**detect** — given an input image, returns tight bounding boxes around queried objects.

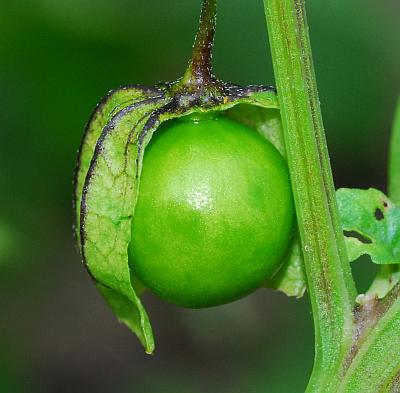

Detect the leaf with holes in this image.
[336,188,400,264]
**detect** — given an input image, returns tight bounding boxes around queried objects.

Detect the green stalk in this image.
[182,0,216,86]
[388,97,400,204]
[263,0,357,391]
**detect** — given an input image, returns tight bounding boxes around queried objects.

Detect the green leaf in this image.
[265,234,306,297]
[96,283,152,348]
[74,85,166,246]
[79,95,170,353]
[226,104,284,156]
[337,188,400,265]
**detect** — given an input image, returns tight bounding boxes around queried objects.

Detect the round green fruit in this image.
[129,112,295,308]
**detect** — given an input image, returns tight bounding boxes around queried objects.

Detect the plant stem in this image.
[263,0,357,391]
[388,96,400,204]
[182,0,217,86]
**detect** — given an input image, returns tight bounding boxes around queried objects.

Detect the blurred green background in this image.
[0,0,399,392]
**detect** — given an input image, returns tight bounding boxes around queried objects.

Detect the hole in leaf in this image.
[351,255,379,294]
[383,201,389,208]
[374,208,384,221]
[343,230,372,244]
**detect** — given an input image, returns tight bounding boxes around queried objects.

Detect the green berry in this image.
[129,113,295,308]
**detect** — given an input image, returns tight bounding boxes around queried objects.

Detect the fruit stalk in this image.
[263,0,357,391]
[182,0,216,85]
